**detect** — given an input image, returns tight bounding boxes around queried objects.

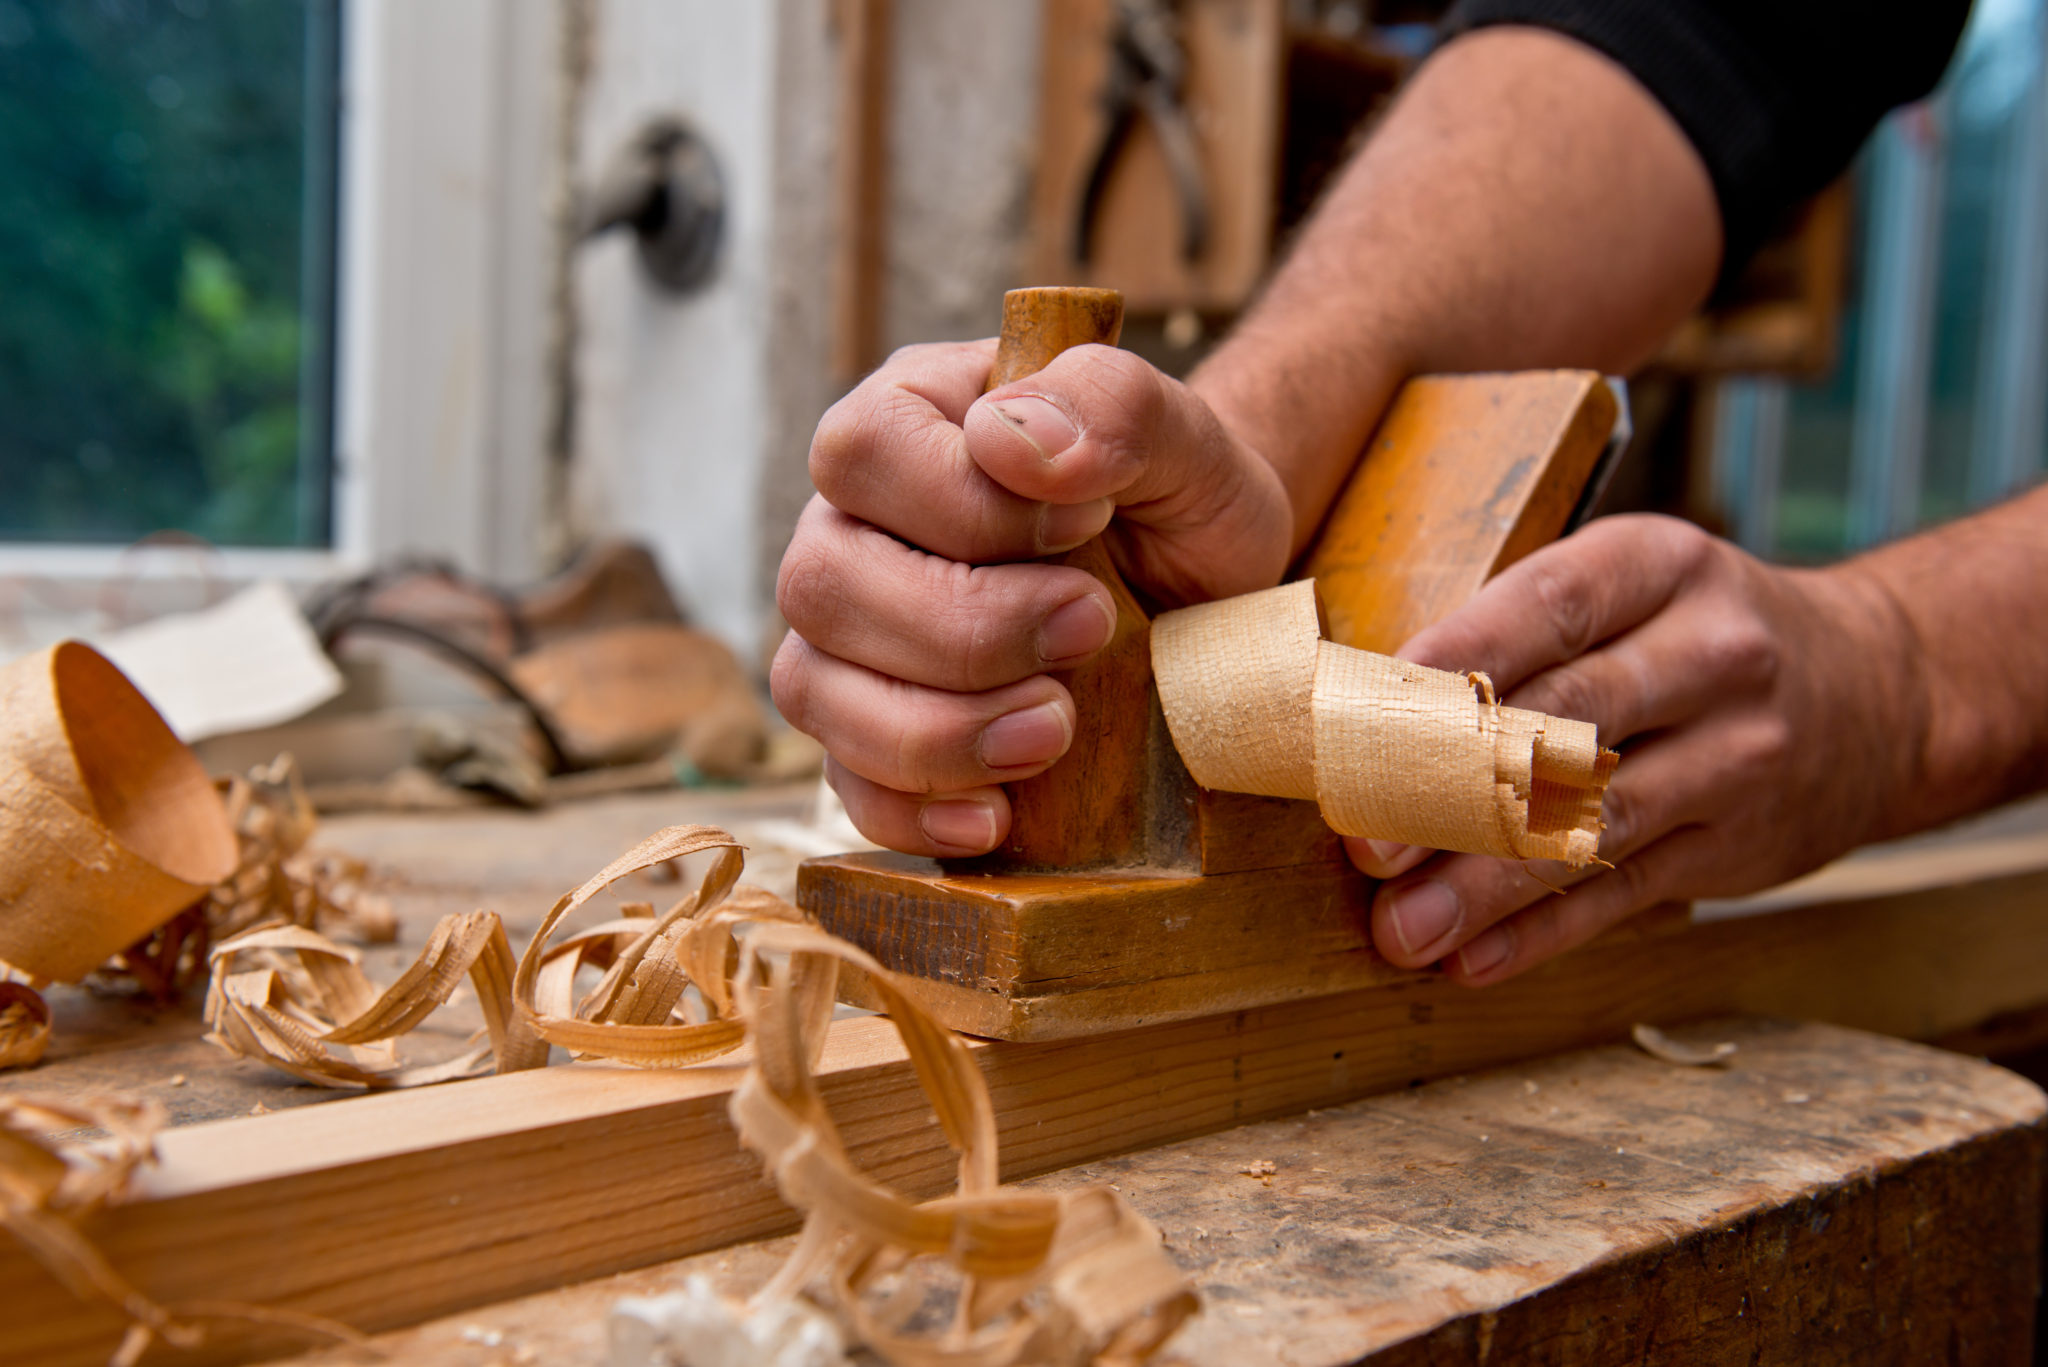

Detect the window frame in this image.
[1,0,557,640]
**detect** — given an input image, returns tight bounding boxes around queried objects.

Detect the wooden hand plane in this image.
[798,287,1619,1041]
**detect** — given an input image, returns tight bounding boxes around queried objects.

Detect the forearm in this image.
[1189,26,1722,554]
[1848,483,2048,837]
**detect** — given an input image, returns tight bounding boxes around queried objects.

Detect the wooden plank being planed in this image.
[8,858,2048,1365]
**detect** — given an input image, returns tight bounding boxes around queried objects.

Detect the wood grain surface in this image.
[278,1018,2045,1366]
[1303,371,1618,654]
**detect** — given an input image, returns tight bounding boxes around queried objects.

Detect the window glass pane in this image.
[1773,0,2046,562]
[1778,252,1863,562]
[0,0,339,547]
[1925,1,2028,526]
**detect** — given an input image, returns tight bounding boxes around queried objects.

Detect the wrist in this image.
[1814,560,1939,844]
[1188,329,1410,558]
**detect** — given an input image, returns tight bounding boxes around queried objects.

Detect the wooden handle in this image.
[968,287,1180,873]
[986,287,1126,390]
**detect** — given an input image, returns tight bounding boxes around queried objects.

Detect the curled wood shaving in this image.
[1631,1023,1738,1068]
[1152,580,1618,866]
[507,825,807,1069]
[203,911,534,1089]
[0,1094,380,1365]
[730,922,1200,1366]
[0,982,51,1070]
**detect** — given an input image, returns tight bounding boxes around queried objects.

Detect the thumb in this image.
[963,345,1290,604]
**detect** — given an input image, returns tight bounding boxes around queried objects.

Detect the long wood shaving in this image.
[730,923,1200,1366]
[1152,580,1618,865]
[203,911,532,1089]
[191,825,1198,1363]
[508,826,807,1069]
[0,1094,379,1365]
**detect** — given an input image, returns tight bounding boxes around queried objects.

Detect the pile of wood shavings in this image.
[1,754,397,1074]
[15,827,1201,1366]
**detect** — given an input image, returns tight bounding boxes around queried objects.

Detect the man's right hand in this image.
[771,339,1292,858]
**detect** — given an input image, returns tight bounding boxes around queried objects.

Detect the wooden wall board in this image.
[9,863,2048,1364]
[829,0,891,380]
[1031,0,1285,313]
[278,1018,2045,1366]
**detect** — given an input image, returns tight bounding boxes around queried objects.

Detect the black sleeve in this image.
[1440,0,1973,275]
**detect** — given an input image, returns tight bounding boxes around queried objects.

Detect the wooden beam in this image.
[9,859,2048,1365]
[829,0,891,380]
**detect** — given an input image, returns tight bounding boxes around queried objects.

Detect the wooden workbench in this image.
[278,1016,2045,1366]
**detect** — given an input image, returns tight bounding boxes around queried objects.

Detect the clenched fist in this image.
[772,340,1291,857]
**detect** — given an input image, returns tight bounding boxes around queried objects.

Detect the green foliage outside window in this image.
[0,0,338,547]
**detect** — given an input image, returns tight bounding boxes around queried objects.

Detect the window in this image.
[0,0,341,548]
[1717,0,2048,560]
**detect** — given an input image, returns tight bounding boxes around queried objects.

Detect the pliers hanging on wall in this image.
[1072,0,1213,265]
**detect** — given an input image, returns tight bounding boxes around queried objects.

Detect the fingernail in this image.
[989,396,1078,459]
[1038,496,1116,551]
[1038,594,1116,663]
[1456,927,1512,978]
[978,701,1073,769]
[919,799,998,852]
[1364,840,1409,866]
[1388,880,1461,958]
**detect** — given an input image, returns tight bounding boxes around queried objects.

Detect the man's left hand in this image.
[1349,514,1928,985]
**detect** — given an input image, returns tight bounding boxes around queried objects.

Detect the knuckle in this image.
[961,483,1029,563]
[930,562,1008,691]
[808,396,871,501]
[888,712,958,795]
[773,533,848,637]
[1612,850,1659,908]
[767,635,817,735]
[1597,784,1639,853]
[1526,559,1597,658]
[1065,347,1165,457]
[1664,515,1718,576]
[1526,663,1600,725]
[880,342,928,370]
[1701,617,1779,692]
[1611,512,1711,579]
[808,384,928,506]
[1736,714,1794,771]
